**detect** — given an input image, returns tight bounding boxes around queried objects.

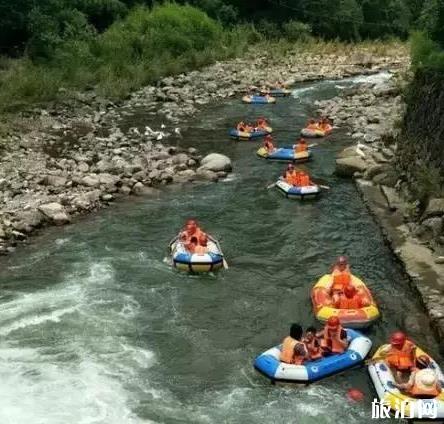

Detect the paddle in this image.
[266,182,277,189]
[211,236,229,270]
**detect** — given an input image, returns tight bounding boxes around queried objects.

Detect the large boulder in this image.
[423,198,444,220]
[38,203,71,225]
[335,156,368,177]
[199,153,232,172]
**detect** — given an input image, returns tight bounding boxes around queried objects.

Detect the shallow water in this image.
[0,73,440,423]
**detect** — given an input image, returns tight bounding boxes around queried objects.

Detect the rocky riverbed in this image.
[316,71,444,344]
[0,45,408,254]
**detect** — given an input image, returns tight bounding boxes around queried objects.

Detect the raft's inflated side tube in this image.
[242,95,276,104]
[369,346,444,419]
[170,235,224,273]
[275,179,320,200]
[301,125,332,138]
[254,329,371,383]
[260,89,291,97]
[312,274,380,328]
[256,147,311,163]
[229,126,272,141]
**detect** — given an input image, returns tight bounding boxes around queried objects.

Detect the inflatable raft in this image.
[301,125,332,138]
[275,179,321,200]
[229,126,272,141]
[169,235,224,273]
[312,274,380,328]
[256,147,311,163]
[260,88,291,97]
[369,345,444,419]
[254,329,372,383]
[242,95,276,104]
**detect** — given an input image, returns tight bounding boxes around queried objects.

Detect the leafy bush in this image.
[282,21,312,42]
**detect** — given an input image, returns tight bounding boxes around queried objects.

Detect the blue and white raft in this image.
[229,127,272,141]
[256,147,311,163]
[169,235,224,273]
[242,95,276,104]
[254,329,372,383]
[275,179,321,200]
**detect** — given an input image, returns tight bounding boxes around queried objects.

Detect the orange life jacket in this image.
[194,245,208,254]
[299,174,310,186]
[182,228,205,244]
[386,340,416,371]
[305,338,322,360]
[409,370,441,398]
[285,170,296,185]
[336,294,362,310]
[281,336,307,365]
[295,143,307,153]
[331,272,352,293]
[321,327,347,354]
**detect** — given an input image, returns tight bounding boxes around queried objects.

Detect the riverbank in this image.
[0,42,408,255]
[316,73,444,346]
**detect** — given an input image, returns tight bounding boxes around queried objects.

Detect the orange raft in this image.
[311,274,380,329]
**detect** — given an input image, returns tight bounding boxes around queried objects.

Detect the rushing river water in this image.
[0,73,441,424]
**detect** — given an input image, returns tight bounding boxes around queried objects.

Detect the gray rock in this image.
[380,186,403,212]
[419,217,443,240]
[172,153,189,165]
[364,164,387,180]
[173,169,196,183]
[434,256,444,264]
[119,185,131,195]
[199,153,232,172]
[96,159,116,173]
[423,198,444,220]
[132,182,145,195]
[15,210,44,228]
[98,173,119,186]
[196,168,219,182]
[101,194,114,202]
[81,175,100,188]
[335,156,368,177]
[38,203,71,225]
[43,175,67,187]
[78,162,89,173]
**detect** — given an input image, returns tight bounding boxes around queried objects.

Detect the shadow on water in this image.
[0,72,438,423]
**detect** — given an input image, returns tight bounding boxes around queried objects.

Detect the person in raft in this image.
[303,326,323,361]
[256,117,268,129]
[317,316,348,355]
[294,138,308,153]
[280,323,309,365]
[264,135,276,153]
[283,164,297,182]
[237,121,247,132]
[306,118,320,130]
[396,355,442,398]
[328,256,353,304]
[373,332,422,384]
[319,117,332,131]
[334,284,370,310]
[180,220,207,252]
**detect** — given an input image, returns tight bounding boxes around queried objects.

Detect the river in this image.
[0,73,441,424]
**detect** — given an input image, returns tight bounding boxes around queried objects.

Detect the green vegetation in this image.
[0,4,259,111]
[0,0,430,112]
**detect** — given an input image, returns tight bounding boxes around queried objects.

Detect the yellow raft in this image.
[311,274,380,328]
[368,345,444,418]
